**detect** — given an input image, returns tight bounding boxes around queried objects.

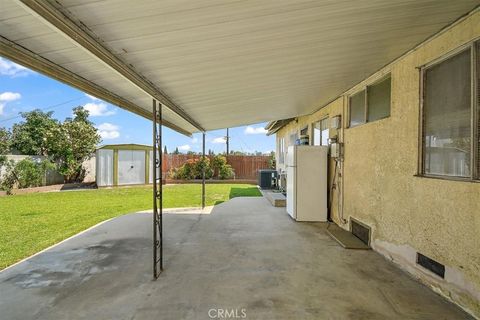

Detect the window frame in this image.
[418,41,479,181]
[348,74,392,128]
[278,137,285,165]
[311,116,330,146]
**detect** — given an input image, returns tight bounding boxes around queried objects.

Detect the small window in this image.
[289,132,298,146]
[300,126,308,136]
[278,137,285,164]
[423,48,473,178]
[312,118,329,146]
[368,77,391,122]
[348,76,391,127]
[349,90,366,127]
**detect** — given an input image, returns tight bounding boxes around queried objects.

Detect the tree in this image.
[0,127,11,165]
[11,110,59,156]
[0,127,10,154]
[173,147,180,155]
[163,145,168,154]
[49,107,100,182]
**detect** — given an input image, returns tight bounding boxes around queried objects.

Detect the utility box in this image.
[258,169,278,189]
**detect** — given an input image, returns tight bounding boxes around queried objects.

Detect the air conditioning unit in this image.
[258,169,278,189]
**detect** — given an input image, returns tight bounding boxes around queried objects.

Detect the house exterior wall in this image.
[275,10,480,317]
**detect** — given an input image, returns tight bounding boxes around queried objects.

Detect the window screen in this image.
[312,118,329,146]
[278,137,285,164]
[320,118,329,145]
[423,49,471,177]
[368,77,391,122]
[349,90,366,127]
[312,122,321,146]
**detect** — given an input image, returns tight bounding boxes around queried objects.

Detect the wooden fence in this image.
[162,154,271,180]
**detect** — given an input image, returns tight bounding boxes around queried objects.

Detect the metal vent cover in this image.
[351,218,371,246]
[417,253,445,278]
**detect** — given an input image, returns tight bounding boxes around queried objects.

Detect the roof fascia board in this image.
[0,36,192,137]
[17,0,204,132]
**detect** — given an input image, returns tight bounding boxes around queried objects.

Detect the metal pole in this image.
[202,132,206,209]
[159,103,163,272]
[226,128,229,155]
[152,99,163,279]
[152,99,158,279]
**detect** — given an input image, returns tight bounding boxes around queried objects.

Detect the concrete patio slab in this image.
[0,197,472,319]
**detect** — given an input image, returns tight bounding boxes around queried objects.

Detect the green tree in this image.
[0,127,11,165]
[173,147,180,155]
[49,107,100,182]
[11,110,59,156]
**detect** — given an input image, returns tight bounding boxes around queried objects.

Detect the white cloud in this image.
[212,137,226,144]
[191,137,198,144]
[0,91,21,115]
[0,58,32,77]
[178,144,191,151]
[0,92,21,102]
[83,102,115,116]
[85,93,100,101]
[244,126,267,135]
[97,122,120,140]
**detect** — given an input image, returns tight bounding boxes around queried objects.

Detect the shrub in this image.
[0,158,54,194]
[171,155,234,180]
[218,164,234,180]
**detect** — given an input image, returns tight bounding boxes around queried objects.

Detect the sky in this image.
[0,57,274,155]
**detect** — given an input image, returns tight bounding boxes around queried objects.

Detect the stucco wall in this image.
[275,9,480,317]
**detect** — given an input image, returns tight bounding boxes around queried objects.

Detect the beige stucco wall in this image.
[276,9,480,317]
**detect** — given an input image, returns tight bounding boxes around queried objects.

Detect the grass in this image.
[0,183,261,270]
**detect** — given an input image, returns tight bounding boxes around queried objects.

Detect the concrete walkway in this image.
[0,197,472,319]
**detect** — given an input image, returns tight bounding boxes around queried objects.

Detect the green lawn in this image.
[0,184,260,269]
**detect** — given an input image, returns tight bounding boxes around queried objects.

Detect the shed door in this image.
[97,149,113,186]
[118,150,145,185]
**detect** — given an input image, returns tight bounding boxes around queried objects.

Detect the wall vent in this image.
[416,253,445,278]
[351,219,370,246]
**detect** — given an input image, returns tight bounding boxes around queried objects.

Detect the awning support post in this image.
[153,99,163,279]
[202,132,206,209]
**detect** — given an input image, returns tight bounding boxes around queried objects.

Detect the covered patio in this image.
[0,197,471,319]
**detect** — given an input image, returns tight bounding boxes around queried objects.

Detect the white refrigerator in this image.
[286,145,328,221]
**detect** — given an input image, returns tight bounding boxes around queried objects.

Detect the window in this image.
[312,118,329,146]
[421,45,478,179]
[278,137,285,164]
[368,77,391,122]
[289,132,298,146]
[349,76,391,127]
[349,90,366,127]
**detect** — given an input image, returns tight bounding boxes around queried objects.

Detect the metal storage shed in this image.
[96,144,155,187]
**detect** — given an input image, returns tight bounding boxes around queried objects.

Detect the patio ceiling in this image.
[0,1,478,135]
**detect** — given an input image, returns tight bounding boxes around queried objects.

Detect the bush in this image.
[0,158,54,194]
[218,164,234,180]
[171,158,213,180]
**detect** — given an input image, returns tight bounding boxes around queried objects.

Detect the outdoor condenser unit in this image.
[258,169,277,189]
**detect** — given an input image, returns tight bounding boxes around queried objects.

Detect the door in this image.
[96,149,113,186]
[118,150,146,185]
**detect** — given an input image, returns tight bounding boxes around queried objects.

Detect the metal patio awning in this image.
[0,0,478,136]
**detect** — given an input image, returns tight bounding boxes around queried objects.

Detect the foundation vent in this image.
[351,219,370,246]
[416,253,445,278]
